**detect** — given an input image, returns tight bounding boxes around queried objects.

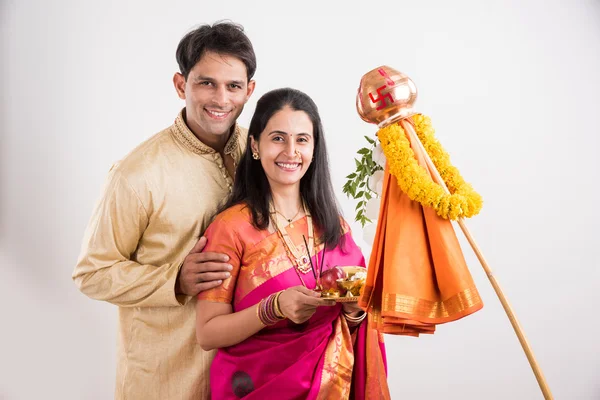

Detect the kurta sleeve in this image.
[72,167,184,307]
[197,213,243,304]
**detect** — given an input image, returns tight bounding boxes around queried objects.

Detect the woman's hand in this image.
[278,286,336,324]
[342,301,364,317]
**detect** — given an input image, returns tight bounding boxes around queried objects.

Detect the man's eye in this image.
[229,84,242,89]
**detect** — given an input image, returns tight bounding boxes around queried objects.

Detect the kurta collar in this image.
[171,109,243,157]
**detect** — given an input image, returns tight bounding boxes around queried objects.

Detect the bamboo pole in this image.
[400,119,553,400]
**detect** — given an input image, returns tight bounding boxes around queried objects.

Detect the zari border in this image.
[382,286,483,322]
[317,317,354,400]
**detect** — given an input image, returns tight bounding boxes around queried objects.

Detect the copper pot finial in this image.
[356,66,418,126]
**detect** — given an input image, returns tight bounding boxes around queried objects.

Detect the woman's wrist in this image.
[344,309,363,317]
[273,290,285,318]
[342,302,363,315]
[342,308,366,326]
[257,291,286,326]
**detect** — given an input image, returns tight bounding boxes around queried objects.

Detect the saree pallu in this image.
[359,119,484,336]
[198,204,390,399]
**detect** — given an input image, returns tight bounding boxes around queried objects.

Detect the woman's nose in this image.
[284,140,296,157]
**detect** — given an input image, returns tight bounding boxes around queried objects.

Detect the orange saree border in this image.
[363,320,391,399]
[317,317,391,399]
[317,316,354,400]
[363,285,482,323]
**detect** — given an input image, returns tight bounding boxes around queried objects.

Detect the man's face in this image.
[174,51,255,139]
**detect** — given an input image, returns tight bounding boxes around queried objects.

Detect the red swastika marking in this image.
[369,85,394,110]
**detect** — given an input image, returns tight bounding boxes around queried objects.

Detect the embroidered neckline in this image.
[171,109,243,157]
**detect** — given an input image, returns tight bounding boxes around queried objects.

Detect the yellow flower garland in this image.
[376,114,483,220]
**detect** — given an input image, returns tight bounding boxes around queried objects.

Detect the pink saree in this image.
[198,204,390,399]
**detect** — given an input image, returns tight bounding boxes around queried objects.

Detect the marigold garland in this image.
[376,114,483,220]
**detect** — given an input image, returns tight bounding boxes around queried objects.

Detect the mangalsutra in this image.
[274,207,301,228]
[270,202,314,275]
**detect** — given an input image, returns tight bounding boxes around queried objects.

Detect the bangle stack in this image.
[342,310,367,327]
[257,291,286,326]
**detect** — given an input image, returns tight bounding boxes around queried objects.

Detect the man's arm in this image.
[72,168,230,307]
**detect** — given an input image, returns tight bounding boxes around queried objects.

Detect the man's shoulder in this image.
[236,125,248,148]
[237,125,248,136]
[109,125,175,179]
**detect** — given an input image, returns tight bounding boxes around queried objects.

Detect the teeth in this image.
[277,163,300,169]
[207,110,228,117]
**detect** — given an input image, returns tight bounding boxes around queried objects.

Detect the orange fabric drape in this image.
[359,121,483,335]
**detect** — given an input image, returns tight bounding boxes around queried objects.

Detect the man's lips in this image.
[205,109,231,120]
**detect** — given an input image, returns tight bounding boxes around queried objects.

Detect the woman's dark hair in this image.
[222,88,344,249]
[176,21,256,81]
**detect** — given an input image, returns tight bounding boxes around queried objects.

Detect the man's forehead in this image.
[190,51,248,81]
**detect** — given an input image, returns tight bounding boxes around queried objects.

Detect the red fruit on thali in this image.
[320,266,346,290]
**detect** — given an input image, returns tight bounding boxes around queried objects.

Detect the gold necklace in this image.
[270,202,314,275]
[275,207,301,228]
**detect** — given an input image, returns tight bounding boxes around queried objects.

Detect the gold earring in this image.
[252,151,260,160]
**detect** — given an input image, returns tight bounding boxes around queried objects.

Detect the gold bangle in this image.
[273,291,286,319]
[342,310,366,323]
[256,300,267,326]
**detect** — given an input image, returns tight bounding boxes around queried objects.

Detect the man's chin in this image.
[202,120,236,136]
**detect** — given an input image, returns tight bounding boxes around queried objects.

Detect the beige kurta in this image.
[73,110,247,399]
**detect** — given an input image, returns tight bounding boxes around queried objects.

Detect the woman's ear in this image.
[250,136,258,153]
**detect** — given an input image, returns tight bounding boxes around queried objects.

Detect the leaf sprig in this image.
[342,135,383,227]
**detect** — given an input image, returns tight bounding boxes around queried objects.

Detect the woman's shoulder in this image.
[339,216,352,234]
[207,203,267,247]
[212,203,253,225]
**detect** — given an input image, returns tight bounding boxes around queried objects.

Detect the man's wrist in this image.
[174,270,184,295]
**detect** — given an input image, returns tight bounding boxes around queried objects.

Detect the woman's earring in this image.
[252,151,260,160]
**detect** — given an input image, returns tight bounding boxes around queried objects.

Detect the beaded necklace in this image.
[270,202,314,278]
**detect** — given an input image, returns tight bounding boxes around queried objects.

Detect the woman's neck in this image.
[270,183,303,220]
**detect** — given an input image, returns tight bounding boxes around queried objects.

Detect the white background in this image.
[2,0,599,399]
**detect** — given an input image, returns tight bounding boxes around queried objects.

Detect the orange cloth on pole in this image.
[359,121,483,336]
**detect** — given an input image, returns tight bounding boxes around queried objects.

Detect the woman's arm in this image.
[196,286,336,351]
[196,300,263,351]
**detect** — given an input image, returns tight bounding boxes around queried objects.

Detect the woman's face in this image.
[251,106,314,190]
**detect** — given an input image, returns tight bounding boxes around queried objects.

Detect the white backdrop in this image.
[2,0,599,399]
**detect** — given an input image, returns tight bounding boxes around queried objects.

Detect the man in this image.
[73,22,256,399]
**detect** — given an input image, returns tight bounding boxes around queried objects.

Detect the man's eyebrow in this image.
[193,76,245,86]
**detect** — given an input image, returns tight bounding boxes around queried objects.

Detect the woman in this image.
[196,88,390,399]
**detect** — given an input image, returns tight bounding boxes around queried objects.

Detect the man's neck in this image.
[183,110,233,153]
